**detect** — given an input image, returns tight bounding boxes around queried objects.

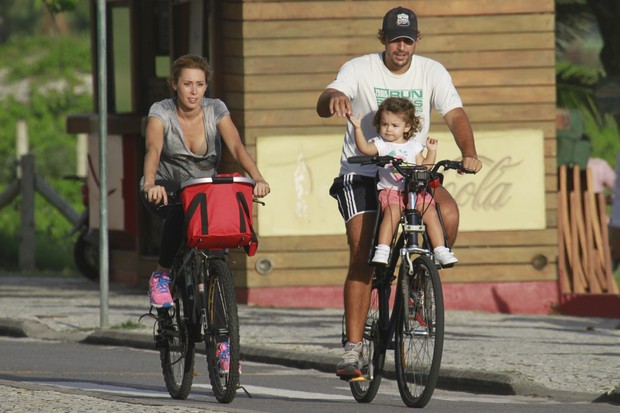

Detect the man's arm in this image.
[443,107,482,173]
[316,88,352,118]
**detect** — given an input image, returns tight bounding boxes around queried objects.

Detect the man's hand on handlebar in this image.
[460,156,482,174]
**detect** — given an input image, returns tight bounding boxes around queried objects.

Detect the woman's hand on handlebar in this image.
[143,182,168,205]
[253,178,270,198]
[460,156,482,174]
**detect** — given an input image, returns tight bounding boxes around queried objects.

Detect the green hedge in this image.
[0,34,92,273]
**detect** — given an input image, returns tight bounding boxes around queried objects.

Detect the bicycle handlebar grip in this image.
[348,156,374,164]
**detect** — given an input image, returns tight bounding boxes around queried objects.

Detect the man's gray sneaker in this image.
[336,341,363,380]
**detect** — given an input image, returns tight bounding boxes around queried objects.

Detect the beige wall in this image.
[219,0,557,289]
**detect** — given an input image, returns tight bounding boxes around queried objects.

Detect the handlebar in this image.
[348,155,473,176]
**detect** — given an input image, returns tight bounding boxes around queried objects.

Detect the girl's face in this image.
[173,68,207,111]
[378,110,411,143]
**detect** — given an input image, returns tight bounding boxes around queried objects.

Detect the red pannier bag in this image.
[180,173,258,256]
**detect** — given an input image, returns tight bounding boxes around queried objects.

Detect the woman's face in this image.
[173,68,207,110]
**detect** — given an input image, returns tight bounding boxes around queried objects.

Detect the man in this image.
[316,6,482,379]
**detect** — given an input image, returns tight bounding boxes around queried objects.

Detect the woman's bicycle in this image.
[344,155,473,408]
[142,175,259,404]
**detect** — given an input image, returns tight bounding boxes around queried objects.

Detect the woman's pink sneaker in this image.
[148,272,174,308]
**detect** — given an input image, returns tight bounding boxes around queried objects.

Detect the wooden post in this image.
[19,155,36,272]
[76,133,88,178]
[16,120,28,179]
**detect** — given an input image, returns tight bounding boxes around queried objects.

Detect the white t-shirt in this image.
[326,52,463,177]
[371,137,424,191]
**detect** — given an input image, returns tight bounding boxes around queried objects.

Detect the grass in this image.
[110,320,149,330]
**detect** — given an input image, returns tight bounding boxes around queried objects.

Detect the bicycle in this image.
[142,175,258,404]
[343,155,473,408]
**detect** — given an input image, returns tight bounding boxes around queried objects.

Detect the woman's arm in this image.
[143,116,167,205]
[218,115,270,198]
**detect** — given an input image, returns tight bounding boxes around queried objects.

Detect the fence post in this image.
[19,154,36,271]
[16,120,29,179]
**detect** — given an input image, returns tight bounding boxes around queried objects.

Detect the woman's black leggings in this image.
[141,180,184,268]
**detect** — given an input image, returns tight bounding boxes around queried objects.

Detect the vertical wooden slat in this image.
[558,165,573,293]
[556,166,571,293]
[583,193,603,293]
[598,192,619,294]
[569,191,587,293]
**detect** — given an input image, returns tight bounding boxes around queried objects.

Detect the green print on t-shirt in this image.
[374,88,423,113]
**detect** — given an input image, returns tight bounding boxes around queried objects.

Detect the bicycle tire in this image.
[203,258,240,404]
[349,279,386,403]
[394,255,444,408]
[158,282,196,400]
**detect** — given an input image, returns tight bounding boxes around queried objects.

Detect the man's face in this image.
[383,37,416,74]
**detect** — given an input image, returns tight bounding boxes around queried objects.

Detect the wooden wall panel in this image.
[220,0,557,287]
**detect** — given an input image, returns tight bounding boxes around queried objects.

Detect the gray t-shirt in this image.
[141,97,229,189]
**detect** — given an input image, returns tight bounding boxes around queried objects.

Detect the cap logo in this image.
[396,13,410,27]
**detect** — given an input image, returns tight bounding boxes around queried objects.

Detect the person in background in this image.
[587,157,616,195]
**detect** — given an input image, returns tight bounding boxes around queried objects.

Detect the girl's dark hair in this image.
[373,97,422,139]
[169,54,214,97]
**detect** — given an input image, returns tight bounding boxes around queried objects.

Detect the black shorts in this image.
[329,173,378,222]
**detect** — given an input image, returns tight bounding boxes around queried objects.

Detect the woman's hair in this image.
[169,54,214,96]
[373,97,422,140]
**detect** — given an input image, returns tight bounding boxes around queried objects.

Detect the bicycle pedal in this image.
[348,376,367,382]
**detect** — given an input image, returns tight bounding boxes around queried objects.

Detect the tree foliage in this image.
[556,0,620,164]
[0,33,92,272]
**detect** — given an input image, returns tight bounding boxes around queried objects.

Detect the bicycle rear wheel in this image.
[395,255,444,408]
[203,258,240,404]
[157,280,196,400]
[349,275,386,403]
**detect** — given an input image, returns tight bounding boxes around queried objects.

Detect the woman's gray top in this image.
[140,97,229,190]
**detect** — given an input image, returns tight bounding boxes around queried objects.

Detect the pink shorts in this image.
[378,188,435,211]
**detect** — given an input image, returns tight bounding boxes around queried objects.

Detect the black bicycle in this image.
[344,156,473,408]
[143,176,258,404]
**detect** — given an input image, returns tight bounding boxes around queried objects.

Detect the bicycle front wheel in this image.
[203,258,240,404]
[395,255,444,408]
[158,290,196,399]
[349,277,386,403]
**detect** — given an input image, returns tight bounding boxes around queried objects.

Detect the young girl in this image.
[347,97,457,266]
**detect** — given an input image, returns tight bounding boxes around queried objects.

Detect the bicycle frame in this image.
[346,155,471,406]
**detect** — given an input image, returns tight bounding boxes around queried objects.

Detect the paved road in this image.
[0,274,619,408]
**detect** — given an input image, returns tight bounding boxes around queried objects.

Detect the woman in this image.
[141,54,269,308]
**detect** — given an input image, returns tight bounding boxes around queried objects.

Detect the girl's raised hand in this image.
[346,113,362,129]
[426,137,438,151]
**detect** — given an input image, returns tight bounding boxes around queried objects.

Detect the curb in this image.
[1,319,617,404]
[77,328,609,403]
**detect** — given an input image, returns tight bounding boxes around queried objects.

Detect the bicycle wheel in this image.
[349,275,386,403]
[395,255,444,408]
[158,278,196,400]
[203,258,240,404]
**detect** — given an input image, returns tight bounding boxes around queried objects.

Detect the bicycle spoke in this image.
[348,273,386,403]
[204,259,240,404]
[395,255,443,408]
